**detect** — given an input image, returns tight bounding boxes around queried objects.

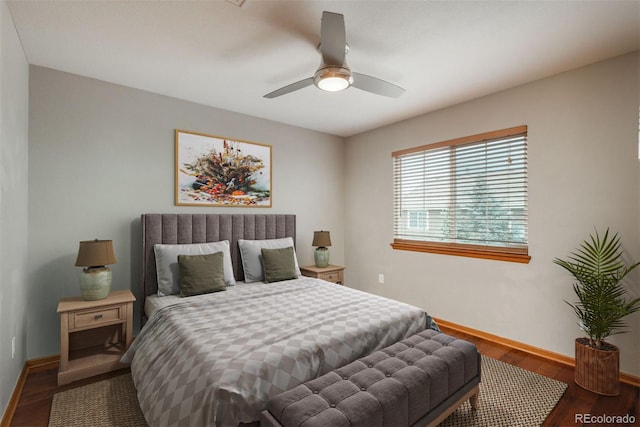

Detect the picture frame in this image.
[175,130,272,207]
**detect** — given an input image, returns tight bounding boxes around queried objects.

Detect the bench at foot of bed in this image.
[261,329,480,427]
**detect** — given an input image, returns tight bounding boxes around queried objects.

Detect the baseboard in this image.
[434,317,640,388]
[0,355,59,427]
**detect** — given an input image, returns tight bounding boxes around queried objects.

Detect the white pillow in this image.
[154,241,235,296]
[238,237,301,283]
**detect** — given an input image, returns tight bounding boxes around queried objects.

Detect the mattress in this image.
[123,277,430,427]
[144,293,180,318]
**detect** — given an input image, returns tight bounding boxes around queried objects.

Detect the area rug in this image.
[48,373,147,427]
[440,356,568,427]
[49,356,567,427]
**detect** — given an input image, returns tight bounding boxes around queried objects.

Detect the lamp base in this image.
[314,247,330,268]
[79,267,112,300]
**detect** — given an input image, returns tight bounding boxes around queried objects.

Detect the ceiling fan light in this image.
[314,67,353,92]
[318,76,350,92]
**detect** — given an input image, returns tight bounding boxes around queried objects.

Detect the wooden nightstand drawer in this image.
[70,306,122,330]
[300,265,345,285]
[319,271,342,283]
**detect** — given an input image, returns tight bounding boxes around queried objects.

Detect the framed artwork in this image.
[175,130,272,207]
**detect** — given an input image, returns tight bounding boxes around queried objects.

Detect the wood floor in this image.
[8,328,639,427]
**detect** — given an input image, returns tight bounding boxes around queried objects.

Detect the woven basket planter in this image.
[574,338,620,396]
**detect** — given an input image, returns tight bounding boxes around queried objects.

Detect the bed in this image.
[123,213,433,427]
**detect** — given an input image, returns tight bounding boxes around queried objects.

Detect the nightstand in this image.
[300,265,345,285]
[57,289,135,385]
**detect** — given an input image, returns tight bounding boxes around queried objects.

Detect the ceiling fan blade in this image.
[263,77,314,98]
[320,11,346,66]
[351,72,405,98]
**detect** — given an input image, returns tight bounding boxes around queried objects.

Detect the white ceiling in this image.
[7,0,640,137]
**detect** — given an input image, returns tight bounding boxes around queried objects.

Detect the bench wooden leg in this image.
[424,384,480,427]
[469,389,480,410]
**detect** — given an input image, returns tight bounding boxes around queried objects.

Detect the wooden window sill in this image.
[391,240,531,264]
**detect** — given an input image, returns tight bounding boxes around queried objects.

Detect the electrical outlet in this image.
[378,274,384,284]
[12,336,15,359]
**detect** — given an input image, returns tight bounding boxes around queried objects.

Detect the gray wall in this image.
[27,66,345,359]
[0,0,29,418]
[345,52,640,376]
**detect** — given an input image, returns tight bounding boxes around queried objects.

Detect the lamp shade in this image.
[75,239,116,268]
[312,231,331,247]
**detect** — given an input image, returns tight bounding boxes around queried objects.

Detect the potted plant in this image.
[554,228,640,395]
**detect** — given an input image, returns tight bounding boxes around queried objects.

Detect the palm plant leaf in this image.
[554,228,640,349]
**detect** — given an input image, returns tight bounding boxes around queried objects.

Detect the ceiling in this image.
[7,0,640,137]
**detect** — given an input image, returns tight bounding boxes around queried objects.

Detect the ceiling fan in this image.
[264,11,405,99]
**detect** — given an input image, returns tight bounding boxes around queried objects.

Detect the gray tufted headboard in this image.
[141,213,296,322]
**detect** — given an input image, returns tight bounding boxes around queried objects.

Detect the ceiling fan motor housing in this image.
[313,66,353,92]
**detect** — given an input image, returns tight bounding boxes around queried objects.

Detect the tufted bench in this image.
[260,329,480,427]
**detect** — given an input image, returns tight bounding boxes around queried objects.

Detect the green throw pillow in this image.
[178,252,226,297]
[261,247,297,283]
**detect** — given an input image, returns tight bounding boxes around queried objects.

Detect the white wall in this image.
[0,0,29,418]
[27,66,344,359]
[345,52,640,376]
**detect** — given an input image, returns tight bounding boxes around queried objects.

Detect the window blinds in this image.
[392,126,528,257]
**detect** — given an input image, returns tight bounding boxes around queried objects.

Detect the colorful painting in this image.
[175,130,271,207]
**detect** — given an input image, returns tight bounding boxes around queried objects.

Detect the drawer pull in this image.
[94,314,103,320]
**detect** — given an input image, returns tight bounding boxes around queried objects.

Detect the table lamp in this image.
[75,239,116,300]
[312,231,331,268]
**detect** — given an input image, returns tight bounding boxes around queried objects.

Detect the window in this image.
[403,210,429,231]
[391,126,530,263]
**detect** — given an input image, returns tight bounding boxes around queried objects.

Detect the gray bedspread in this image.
[122,277,430,427]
